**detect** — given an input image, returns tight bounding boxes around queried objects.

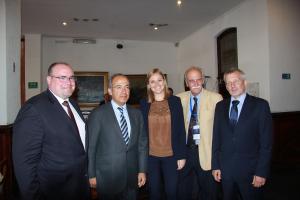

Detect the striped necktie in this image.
[187,97,198,146]
[117,107,129,145]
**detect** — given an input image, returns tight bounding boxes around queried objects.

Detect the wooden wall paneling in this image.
[272,112,300,167]
[0,124,13,200]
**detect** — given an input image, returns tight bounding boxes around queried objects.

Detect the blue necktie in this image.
[118,107,129,145]
[187,97,198,146]
[230,100,240,126]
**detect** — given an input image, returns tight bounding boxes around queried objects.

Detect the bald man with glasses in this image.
[177,66,223,200]
[13,62,90,200]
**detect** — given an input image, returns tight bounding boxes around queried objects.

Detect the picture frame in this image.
[125,74,167,106]
[126,74,147,105]
[72,71,109,108]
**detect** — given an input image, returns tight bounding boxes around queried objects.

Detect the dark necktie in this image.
[229,100,240,126]
[187,97,198,146]
[118,107,129,145]
[62,101,80,134]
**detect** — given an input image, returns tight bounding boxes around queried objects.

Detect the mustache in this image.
[191,85,201,89]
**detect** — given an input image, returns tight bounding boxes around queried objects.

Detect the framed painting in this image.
[72,71,109,108]
[125,74,167,106]
[126,74,147,105]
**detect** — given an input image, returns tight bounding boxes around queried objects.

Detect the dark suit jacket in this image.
[212,94,273,181]
[87,102,148,195]
[12,89,89,200]
[140,95,186,160]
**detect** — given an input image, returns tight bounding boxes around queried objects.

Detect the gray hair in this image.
[223,68,246,82]
[184,66,204,83]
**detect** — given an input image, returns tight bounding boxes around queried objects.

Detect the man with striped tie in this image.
[87,74,148,200]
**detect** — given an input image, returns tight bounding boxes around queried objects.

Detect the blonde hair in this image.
[146,68,170,103]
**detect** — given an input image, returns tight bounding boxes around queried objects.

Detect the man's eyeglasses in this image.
[50,76,77,82]
[187,78,203,85]
[225,79,242,87]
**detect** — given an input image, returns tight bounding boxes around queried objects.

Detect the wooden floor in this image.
[3,163,300,200]
[136,165,300,200]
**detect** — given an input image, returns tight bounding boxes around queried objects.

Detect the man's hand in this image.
[177,159,186,170]
[89,177,97,188]
[252,175,266,187]
[212,170,222,182]
[138,173,146,188]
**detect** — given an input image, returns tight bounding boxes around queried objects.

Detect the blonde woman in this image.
[140,68,186,200]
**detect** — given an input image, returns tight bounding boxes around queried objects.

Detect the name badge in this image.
[193,125,200,130]
[193,134,200,140]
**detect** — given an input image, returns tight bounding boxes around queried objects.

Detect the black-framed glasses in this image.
[50,76,77,82]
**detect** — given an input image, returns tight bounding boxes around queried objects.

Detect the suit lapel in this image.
[108,103,129,147]
[69,99,87,150]
[70,98,85,122]
[124,104,138,147]
[46,90,85,151]
[236,94,251,128]
[180,93,191,134]
[199,90,208,127]
[127,106,135,147]
[224,98,232,127]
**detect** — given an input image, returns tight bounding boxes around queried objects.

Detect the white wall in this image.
[0,0,7,124]
[0,0,21,124]
[178,0,271,102]
[268,0,300,112]
[41,37,179,92]
[25,34,42,99]
[24,0,300,112]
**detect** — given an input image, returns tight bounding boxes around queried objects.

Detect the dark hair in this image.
[168,87,174,95]
[109,73,129,88]
[47,62,71,76]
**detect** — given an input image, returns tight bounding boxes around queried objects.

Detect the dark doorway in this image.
[217,27,238,98]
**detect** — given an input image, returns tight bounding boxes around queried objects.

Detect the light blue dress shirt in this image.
[229,92,247,121]
[111,100,131,137]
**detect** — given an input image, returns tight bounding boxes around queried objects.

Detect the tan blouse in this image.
[148,100,173,157]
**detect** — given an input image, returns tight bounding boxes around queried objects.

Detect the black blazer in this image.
[212,94,273,180]
[140,95,186,160]
[13,89,89,200]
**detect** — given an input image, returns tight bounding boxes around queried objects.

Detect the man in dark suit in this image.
[87,74,148,200]
[13,62,90,200]
[212,68,273,200]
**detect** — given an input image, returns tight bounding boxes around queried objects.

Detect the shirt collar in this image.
[111,99,127,111]
[189,91,200,100]
[230,92,246,104]
[49,89,69,105]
